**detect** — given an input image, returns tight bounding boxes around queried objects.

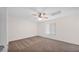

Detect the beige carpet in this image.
[8,36,79,52]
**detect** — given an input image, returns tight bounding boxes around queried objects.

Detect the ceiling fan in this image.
[30,8,61,21]
[32,12,48,21]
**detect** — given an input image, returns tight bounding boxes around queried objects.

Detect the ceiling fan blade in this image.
[51,11,61,16]
[32,13,37,16]
[44,17,48,19]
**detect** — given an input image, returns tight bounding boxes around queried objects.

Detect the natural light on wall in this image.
[45,22,56,35]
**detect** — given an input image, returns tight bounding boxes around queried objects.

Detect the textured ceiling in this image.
[8,7,79,22]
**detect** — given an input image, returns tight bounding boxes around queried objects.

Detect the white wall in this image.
[37,21,56,39]
[0,8,7,51]
[38,15,79,45]
[8,16,37,41]
[38,7,79,45]
[56,15,79,45]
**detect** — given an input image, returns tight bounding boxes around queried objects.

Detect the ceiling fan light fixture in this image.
[38,17,42,21]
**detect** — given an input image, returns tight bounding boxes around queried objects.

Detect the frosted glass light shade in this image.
[38,18,42,21]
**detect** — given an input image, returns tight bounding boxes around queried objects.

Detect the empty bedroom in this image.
[0,7,79,52]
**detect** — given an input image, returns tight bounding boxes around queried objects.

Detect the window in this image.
[50,23,56,35]
[45,22,56,35]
